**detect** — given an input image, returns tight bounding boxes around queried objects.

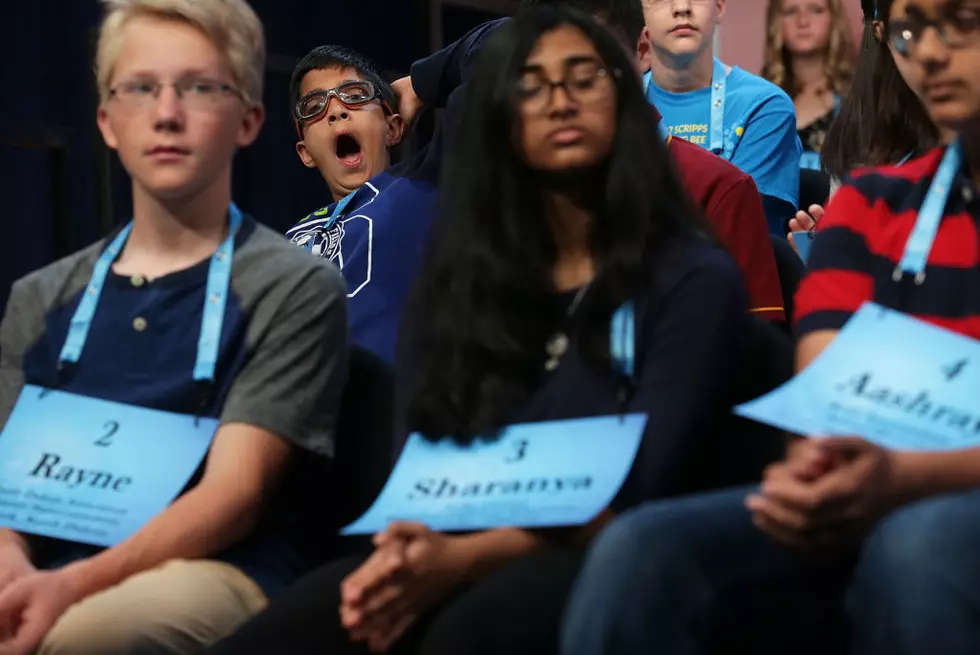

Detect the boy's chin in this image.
[327,167,375,196]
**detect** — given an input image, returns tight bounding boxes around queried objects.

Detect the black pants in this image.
[205,549,585,655]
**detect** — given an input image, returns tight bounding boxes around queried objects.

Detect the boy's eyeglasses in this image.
[294,81,393,123]
[109,78,243,110]
[888,7,980,58]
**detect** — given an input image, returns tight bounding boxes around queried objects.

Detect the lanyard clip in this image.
[892,266,927,285]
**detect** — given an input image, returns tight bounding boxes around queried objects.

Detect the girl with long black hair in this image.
[204,5,747,654]
[790,0,945,239]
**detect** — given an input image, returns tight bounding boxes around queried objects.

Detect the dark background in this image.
[0,0,518,312]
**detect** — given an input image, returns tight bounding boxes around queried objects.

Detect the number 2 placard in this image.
[0,386,217,547]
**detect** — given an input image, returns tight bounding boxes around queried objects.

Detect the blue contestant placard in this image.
[342,414,647,535]
[0,386,217,546]
[736,303,980,451]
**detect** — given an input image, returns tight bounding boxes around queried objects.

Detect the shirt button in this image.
[132,317,148,332]
[963,186,974,203]
[131,274,146,288]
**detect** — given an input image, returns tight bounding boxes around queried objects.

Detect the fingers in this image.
[788,214,808,233]
[0,610,45,655]
[0,586,28,653]
[761,464,827,513]
[367,613,418,653]
[788,204,824,236]
[341,546,406,609]
[383,522,429,540]
[373,521,429,548]
[785,442,838,480]
[748,500,812,550]
[359,578,408,619]
[815,436,874,458]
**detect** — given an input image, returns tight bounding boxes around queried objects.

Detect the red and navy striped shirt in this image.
[795,147,980,339]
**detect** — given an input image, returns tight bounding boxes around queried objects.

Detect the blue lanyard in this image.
[894,141,961,284]
[610,302,635,377]
[305,191,357,252]
[60,204,243,383]
[646,59,728,157]
[707,58,728,156]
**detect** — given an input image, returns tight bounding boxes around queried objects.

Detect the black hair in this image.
[404,5,706,442]
[821,0,939,180]
[519,0,645,47]
[288,45,397,118]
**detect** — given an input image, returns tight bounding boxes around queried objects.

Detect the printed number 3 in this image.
[506,439,528,463]
[95,420,119,447]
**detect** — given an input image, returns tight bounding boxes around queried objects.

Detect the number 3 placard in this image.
[0,386,217,546]
[342,414,647,535]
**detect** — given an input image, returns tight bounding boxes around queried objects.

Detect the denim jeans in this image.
[562,485,980,655]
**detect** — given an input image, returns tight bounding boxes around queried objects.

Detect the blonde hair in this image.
[761,0,855,98]
[95,0,265,107]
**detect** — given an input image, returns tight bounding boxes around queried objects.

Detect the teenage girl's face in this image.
[780,0,833,56]
[516,25,618,173]
[888,0,980,130]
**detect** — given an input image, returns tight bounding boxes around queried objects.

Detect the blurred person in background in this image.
[763,0,855,163]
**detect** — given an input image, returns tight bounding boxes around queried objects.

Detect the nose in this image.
[152,84,185,132]
[671,0,692,16]
[915,25,952,67]
[547,84,578,118]
[326,96,351,124]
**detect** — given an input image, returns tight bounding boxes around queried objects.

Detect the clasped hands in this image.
[0,546,81,655]
[340,522,470,653]
[747,436,900,551]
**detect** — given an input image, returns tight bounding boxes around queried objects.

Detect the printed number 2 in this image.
[506,439,528,463]
[95,420,119,447]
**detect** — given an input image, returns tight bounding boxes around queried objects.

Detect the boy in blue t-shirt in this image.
[642,0,802,233]
[286,47,439,363]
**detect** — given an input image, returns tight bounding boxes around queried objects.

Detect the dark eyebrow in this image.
[520,54,601,73]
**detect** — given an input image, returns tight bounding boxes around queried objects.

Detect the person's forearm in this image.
[58,482,262,600]
[0,529,31,558]
[892,448,980,504]
[455,510,613,583]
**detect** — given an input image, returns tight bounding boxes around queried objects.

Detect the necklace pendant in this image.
[545,332,569,371]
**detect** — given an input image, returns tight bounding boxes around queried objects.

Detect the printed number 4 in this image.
[943,358,968,382]
[506,439,528,463]
[95,420,119,447]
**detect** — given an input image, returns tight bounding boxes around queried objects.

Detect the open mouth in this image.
[335,133,363,168]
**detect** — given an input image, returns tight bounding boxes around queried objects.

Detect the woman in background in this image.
[763,0,855,157]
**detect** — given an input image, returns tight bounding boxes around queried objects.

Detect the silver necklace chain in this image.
[544,284,590,372]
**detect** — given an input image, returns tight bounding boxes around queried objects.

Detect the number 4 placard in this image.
[0,386,217,547]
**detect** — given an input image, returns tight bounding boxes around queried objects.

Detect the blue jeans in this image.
[562,486,980,655]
